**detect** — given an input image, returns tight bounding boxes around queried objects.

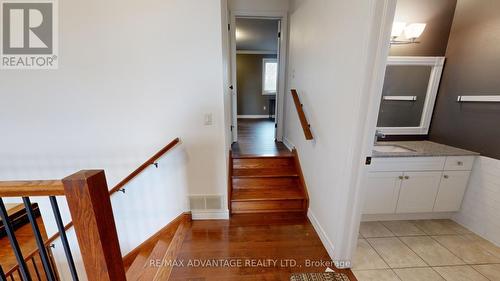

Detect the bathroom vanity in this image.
[363,141,479,216]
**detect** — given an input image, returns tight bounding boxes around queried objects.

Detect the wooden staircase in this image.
[124,213,190,281]
[229,152,309,214]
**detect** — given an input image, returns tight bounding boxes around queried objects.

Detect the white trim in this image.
[191,210,229,220]
[282,136,295,151]
[229,10,288,142]
[307,210,336,261]
[377,56,445,135]
[237,115,274,119]
[362,212,454,222]
[383,96,417,101]
[339,0,397,266]
[236,50,277,55]
[457,95,500,102]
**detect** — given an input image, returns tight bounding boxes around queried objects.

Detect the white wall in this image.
[454,156,500,247]
[284,0,393,263]
[0,0,227,279]
[228,0,289,13]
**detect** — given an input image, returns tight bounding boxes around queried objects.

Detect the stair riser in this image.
[233,178,300,189]
[233,158,295,170]
[231,199,305,213]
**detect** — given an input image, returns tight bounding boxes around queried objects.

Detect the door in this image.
[273,20,282,141]
[363,172,403,214]
[433,171,471,212]
[229,14,238,142]
[396,171,442,213]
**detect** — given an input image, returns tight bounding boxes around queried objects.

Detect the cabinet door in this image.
[396,172,442,213]
[433,171,471,212]
[363,172,403,214]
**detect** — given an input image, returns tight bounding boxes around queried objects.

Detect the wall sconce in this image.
[391,22,426,45]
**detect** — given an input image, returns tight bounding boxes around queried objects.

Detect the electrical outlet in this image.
[204,113,213,126]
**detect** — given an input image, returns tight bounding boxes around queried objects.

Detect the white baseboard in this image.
[361,212,455,222]
[282,136,295,150]
[237,115,275,119]
[191,210,229,220]
[307,210,336,260]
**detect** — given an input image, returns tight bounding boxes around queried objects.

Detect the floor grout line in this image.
[357,220,500,280]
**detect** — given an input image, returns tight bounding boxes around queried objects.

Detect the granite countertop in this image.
[372,141,480,158]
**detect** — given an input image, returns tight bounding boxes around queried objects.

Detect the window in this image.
[262,58,278,95]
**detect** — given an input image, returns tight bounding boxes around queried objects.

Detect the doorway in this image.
[229,15,288,156]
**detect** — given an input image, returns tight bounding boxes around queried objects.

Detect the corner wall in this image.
[284,0,392,262]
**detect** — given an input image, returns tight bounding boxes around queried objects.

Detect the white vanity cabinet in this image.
[364,172,403,214]
[363,156,475,215]
[396,172,442,213]
[433,171,471,212]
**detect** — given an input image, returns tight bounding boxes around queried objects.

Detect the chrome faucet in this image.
[374,130,386,144]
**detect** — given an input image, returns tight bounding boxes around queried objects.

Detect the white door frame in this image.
[333,0,397,266]
[229,10,288,143]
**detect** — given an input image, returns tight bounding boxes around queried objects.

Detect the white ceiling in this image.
[235,18,279,52]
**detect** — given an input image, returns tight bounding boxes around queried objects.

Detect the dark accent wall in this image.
[429,0,500,159]
[237,54,277,116]
[390,0,457,56]
[378,65,432,127]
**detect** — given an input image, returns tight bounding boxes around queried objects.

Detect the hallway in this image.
[231,118,290,157]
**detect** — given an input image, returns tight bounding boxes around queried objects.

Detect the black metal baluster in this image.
[0,198,32,281]
[31,256,41,281]
[0,265,6,281]
[45,246,60,281]
[49,196,79,281]
[22,197,55,281]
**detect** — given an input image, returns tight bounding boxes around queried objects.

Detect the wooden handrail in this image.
[109,137,180,195]
[291,89,313,140]
[0,180,64,197]
[1,137,181,278]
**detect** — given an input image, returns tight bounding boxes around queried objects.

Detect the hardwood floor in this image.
[168,213,357,281]
[232,118,291,157]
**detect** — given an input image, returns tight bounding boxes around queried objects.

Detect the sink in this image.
[373,145,415,153]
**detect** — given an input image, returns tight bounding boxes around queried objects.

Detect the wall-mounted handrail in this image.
[291,89,313,140]
[109,137,180,194]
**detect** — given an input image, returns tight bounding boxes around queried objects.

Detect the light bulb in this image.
[404,23,426,40]
[391,22,406,38]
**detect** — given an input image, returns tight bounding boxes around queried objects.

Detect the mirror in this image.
[377,57,445,135]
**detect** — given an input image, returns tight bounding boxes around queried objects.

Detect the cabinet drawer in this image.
[371,157,446,172]
[444,156,475,171]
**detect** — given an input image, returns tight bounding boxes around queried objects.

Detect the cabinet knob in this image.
[457,161,464,166]
[404,176,410,180]
[398,176,404,180]
[443,175,449,179]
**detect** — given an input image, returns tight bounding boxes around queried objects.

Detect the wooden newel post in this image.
[62,170,126,281]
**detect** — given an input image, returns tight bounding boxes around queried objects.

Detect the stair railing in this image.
[291,89,314,140]
[0,137,181,281]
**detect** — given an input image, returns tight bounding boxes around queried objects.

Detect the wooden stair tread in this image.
[232,168,298,178]
[125,248,151,280]
[232,177,300,189]
[135,221,188,281]
[231,187,305,202]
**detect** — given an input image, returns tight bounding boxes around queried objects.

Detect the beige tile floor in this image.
[353,220,500,281]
